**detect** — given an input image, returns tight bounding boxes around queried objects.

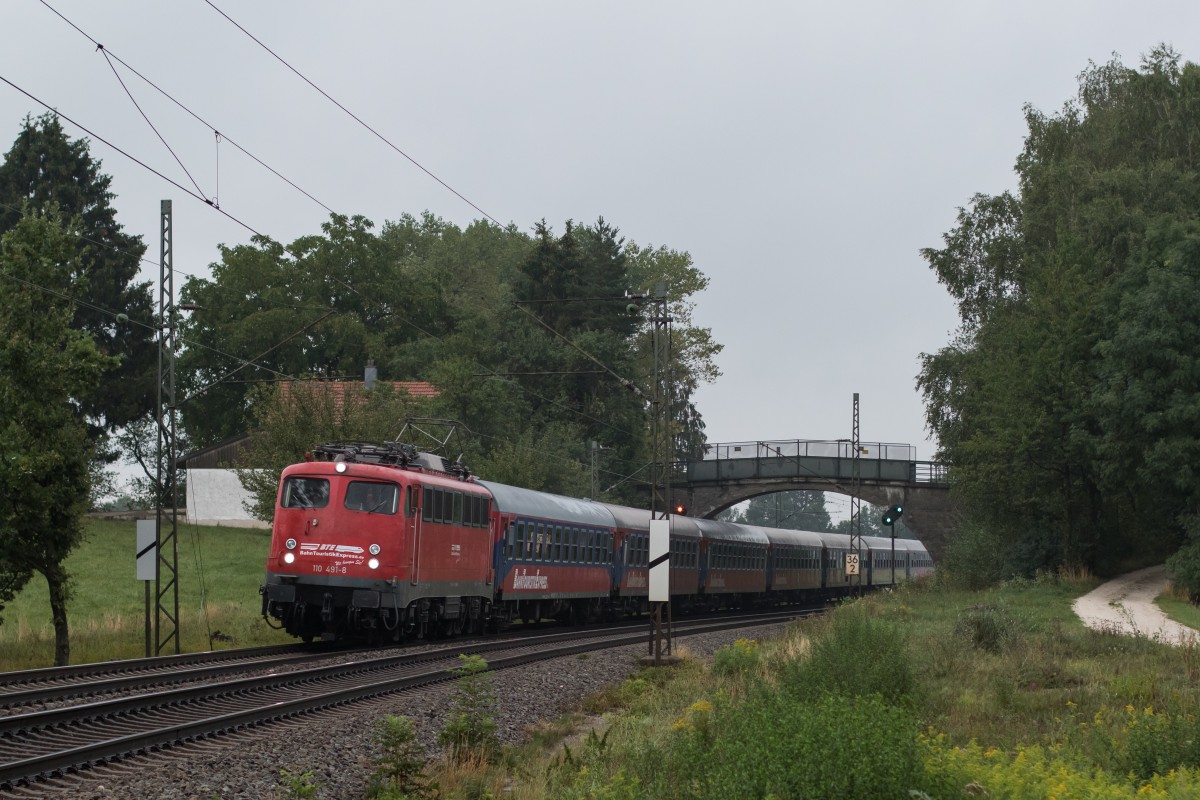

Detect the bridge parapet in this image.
[679,439,955,559]
[703,439,917,462]
[690,439,948,488]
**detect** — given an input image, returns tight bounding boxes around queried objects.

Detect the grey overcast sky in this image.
[2,1,1196,472]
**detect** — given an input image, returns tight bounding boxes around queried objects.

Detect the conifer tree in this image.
[0,113,156,440]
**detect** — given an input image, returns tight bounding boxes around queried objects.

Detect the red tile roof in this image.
[276,380,438,416]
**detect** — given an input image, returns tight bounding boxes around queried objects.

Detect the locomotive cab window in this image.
[344,481,398,514]
[281,477,330,508]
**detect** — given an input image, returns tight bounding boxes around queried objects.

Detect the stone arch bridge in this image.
[674,439,956,560]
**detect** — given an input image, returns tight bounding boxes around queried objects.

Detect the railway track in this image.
[0,608,810,793]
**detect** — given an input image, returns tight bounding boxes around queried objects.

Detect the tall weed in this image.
[783,603,914,704]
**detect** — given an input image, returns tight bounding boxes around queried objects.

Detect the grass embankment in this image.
[0,518,291,670]
[413,576,1200,800]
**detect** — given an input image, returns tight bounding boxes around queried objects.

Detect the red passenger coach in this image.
[480,480,616,626]
[598,504,702,614]
[764,528,824,599]
[696,519,769,606]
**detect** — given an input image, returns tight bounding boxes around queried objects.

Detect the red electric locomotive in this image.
[261,443,495,642]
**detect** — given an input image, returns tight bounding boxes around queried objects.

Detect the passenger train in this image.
[260,442,934,642]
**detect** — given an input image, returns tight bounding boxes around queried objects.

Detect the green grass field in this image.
[0,518,293,670]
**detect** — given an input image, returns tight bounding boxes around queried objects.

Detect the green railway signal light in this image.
[881,504,904,526]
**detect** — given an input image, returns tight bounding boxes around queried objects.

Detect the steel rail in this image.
[0,611,801,789]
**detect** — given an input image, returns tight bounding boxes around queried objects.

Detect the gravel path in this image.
[5,623,789,800]
[1072,564,1199,646]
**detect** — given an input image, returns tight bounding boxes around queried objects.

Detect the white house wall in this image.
[186,469,270,529]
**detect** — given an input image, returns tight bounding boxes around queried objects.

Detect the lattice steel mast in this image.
[155,199,181,654]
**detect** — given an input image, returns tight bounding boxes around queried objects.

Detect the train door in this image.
[409,484,422,586]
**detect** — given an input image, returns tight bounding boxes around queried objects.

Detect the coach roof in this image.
[477,480,616,528]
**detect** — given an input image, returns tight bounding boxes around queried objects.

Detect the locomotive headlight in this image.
[335,462,347,473]
[368,557,380,570]
[283,552,296,565]
[369,543,381,555]
[285,538,297,550]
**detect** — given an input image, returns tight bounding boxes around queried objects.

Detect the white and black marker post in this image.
[647,517,674,664]
[135,519,157,657]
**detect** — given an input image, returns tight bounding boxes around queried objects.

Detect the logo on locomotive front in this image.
[298,542,366,568]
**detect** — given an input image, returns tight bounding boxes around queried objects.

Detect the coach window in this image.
[604,533,611,562]
[516,522,527,560]
[452,492,463,525]
[555,527,564,561]
[505,522,515,559]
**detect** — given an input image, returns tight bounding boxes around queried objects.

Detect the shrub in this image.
[922,733,1200,799]
[710,638,761,677]
[277,768,319,799]
[667,690,922,800]
[367,715,435,800]
[954,603,1021,653]
[1167,539,1200,604]
[1081,705,1200,782]
[439,654,499,761]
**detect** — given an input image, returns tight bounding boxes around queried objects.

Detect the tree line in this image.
[918,46,1200,594]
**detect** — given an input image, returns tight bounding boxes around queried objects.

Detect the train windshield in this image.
[281,477,330,508]
[344,481,399,514]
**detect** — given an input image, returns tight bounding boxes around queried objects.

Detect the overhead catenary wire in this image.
[36,0,337,215]
[0,70,642,474]
[97,44,208,201]
[0,73,277,244]
[0,265,328,389]
[0,74,605,447]
[201,0,501,227]
[511,302,645,397]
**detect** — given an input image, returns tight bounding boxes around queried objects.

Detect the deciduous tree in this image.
[919,46,1200,578]
[0,209,116,663]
